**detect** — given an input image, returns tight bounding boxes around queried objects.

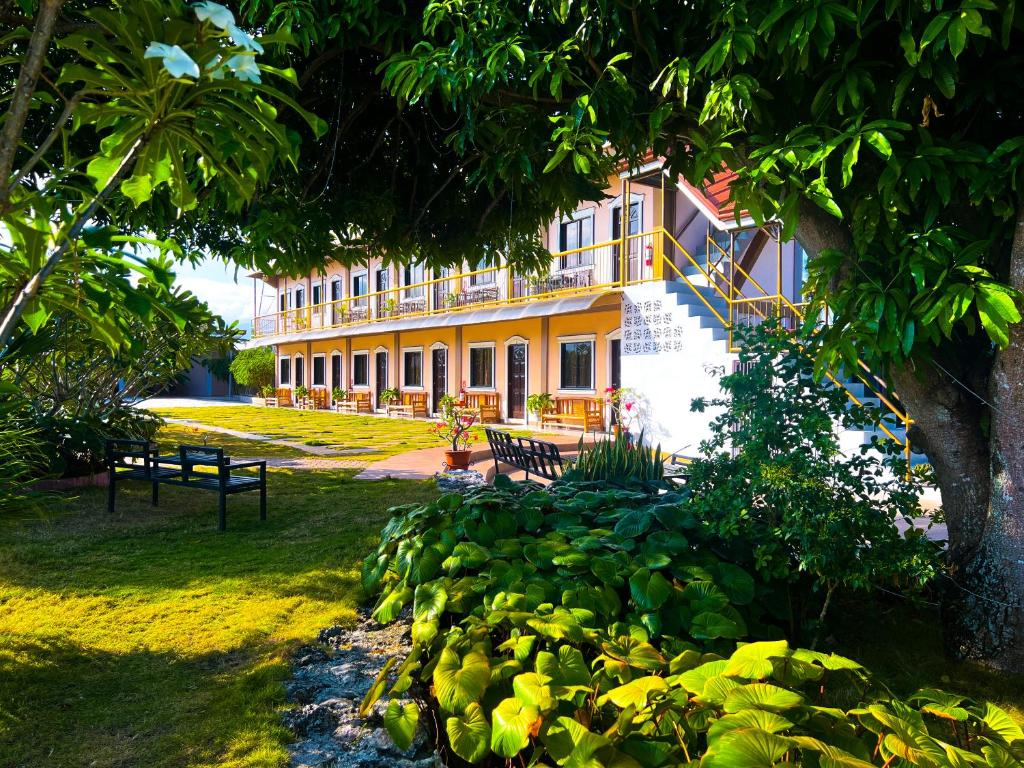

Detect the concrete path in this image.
[163,418,356,458]
[137,396,250,409]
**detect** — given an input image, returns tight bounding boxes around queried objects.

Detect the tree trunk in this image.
[797,201,1024,670]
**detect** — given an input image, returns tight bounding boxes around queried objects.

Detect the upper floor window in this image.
[352,273,368,304]
[312,283,322,307]
[559,214,594,269]
[330,278,342,302]
[294,286,305,309]
[279,292,286,312]
[403,263,425,298]
[469,257,495,286]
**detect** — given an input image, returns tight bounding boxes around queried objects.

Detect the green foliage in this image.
[294,385,309,400]
[526,392,554,414]
[380,387,400,404]
[689,322,939,633]
[362,481,1015,765]
[332,386,348,402]
[561,431,668,491]
[229,347,275,391]
[0,419,50,513]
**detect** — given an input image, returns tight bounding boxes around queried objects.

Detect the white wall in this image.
[619,283,736,456]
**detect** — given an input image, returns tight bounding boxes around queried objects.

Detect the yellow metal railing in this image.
[252,231,662,338]
[660,230,914,467]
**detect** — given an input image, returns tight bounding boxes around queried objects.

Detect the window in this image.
[559,214,595,269]
[352,272,368,303]
[294,286,305,309]
[331,353,342,390]
[403,263,425,298]
[469,257,495,286]
[294,355,304,387]
[312,354,326,387]
[279,292,286,312]
[312,283,322,306]
[560,339,594,390]
[279,356,290,385]
[330,278,342,302]
[469,344,495,389]
[403,349,423,388]
[352,352,369,387]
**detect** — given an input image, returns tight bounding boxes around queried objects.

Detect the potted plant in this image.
[332,386,348,405]
[430,399,478,470]
[382,297,398,317]
[294,385,309,406]
[380,387,401,405]
[444,291,460,307]
[526,392,554,420]
[606,386,637,435]
[256,384,275,406]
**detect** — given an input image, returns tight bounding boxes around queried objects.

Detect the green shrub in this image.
[561,430,667,491]
[361,481,1019,766]
[689,321,939,637]
[229,347,275,391]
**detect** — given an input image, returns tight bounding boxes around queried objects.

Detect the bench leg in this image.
[218,492,227,532]
[259,466,267,521]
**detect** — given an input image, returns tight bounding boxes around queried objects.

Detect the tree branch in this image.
[0,0,64,207]
[6,89,83,196]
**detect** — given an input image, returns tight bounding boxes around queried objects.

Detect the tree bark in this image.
[0,0,64,209]
[795,200,1024,670]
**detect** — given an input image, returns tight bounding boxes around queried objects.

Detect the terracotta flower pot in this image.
[444,449,472,471]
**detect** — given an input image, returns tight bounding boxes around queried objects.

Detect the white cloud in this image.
[172,259,271,334]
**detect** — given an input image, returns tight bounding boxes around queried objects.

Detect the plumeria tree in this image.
[0,0,322,357]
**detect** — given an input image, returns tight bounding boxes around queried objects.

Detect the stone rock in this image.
[283,608,442,768]
[435,469,485,494]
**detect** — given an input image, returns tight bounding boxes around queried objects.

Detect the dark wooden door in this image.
[609,339,621,425]
[507,343,527,420]
[375,351,388,409]
[431,348,447,414]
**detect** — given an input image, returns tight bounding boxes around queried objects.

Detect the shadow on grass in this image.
[0,634,292,768]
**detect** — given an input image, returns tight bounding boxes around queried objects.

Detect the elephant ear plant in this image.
[360,479,1019,766]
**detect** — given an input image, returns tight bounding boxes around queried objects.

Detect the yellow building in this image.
[246,161,812,451]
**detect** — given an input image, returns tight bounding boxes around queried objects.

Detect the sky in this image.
[172,257,271,336]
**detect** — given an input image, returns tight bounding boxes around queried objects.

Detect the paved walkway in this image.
[163,418,357,458]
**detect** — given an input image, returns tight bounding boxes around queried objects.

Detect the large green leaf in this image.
[513,672,556,712]
[707,710,794,744]
[446,702,492,764]
[725,641,791,679]
[413,581,448,622]
[690,611,743,640]
[597,676,668,709]
[701,728,794,768]
[433,647,491,714]
[629,568,672,611]
[373,584,413,624]
[536,645,592,687]
[724,683,805,713]
[981,702,1024,743]
[490,697,540,758]
[542,715,611,767]
[383,700,419,751]
[614,509,653,538]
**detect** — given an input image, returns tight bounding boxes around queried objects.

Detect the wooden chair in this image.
[402,391,429,418]
[270,387,292,407]
[465,393,500,423]
[309,388,329,410]
[350,391,372,413]
[540,397,604,433]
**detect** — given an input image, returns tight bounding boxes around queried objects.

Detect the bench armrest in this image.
[228,460,266,471]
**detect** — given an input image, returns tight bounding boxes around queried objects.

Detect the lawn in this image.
[152,405,453,462]
[0,469,438,767]
[155,423,315,460]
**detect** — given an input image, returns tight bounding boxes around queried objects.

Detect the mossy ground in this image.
[0,469,438,767]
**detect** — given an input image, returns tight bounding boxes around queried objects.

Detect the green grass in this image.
[152,406,451,462]
[0,469,438,767]
[155,423,316,460]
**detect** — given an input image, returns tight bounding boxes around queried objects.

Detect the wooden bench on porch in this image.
[336,391,372,414]
[465,393,501,423]
[266,388,292,407]
[401,391,429,418]
[539,397,605,433]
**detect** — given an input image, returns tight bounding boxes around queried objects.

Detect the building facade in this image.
[245,160,840,455]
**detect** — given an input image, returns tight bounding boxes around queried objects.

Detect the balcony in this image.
[253,231,664,339]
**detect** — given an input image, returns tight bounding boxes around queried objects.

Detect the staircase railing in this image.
[658,229,914,467]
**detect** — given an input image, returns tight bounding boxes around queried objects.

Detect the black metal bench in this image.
[484,428,564,481]
[106,440,267,531]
